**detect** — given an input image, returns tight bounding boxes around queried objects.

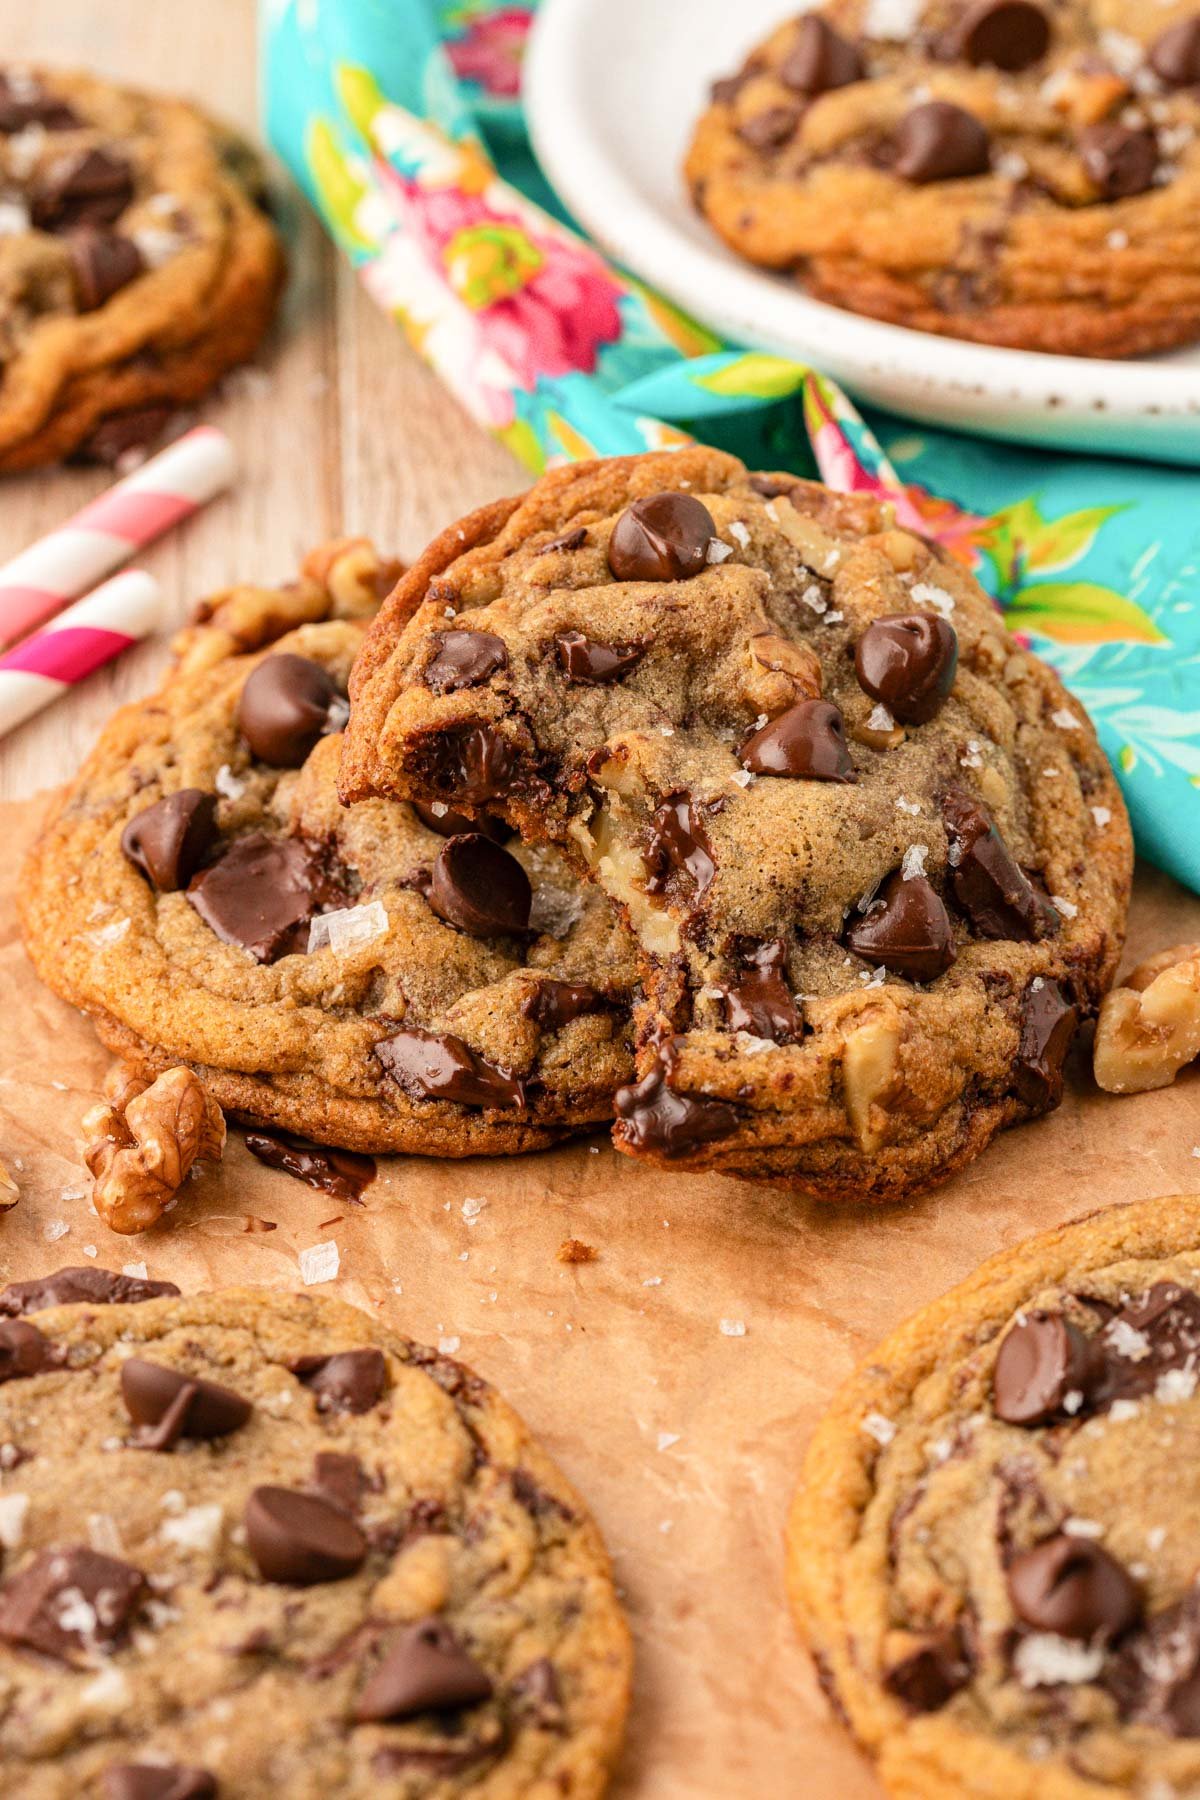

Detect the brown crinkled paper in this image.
[3,793,1200,1797]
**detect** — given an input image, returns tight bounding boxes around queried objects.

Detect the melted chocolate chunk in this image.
[293,1349,387,1415]
[32,146,134,231]
[541,526,588,554]
[741,700,854,781]
[355,1618,494,1723]
[310,1451,369,1515]
[992,1312,1100,1425]
[236,653,344,768]
[781,15,864,93]
[244,1486,367,1586]
[0,72,79,133]
[429,833,531,937]
[103,1767,217,1800]
[1008,1535,1141,1641]
[413,800,508,842]
[946,0,1050,71]
[121,790,218,892]
[1096,1283,1200,1406]
[1111,1586,1200,1736]
[883,1627,971,1712]
[187,833,344,963]
[120,1359,252,1450]
[423,629,508,695]
[720,939,803,1042]
[377,1028,527,1110]
[425,724,516,805]
[0,1266,179,1314]
[1080,123,1159,200]
[555,629,647,684]
[854,614,958,724]
[244,1130,376,1202]
[0,1319,53,1383]
[520,978,607,1032]
[510,1656,565,1727]
[1150,15,1200,87]
[890,102,990,183]
[738,105,802,151]
[69,228,144,311]
[0,1547,145,1660]
[643,795,716,900]
[942,788,1058,941]
[1012,979,1077,1109]
[614,1056,739,1157]
[607,492,716,582]
[844,872,956,983]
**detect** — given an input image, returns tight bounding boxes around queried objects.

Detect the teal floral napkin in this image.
[262,0,1199,892]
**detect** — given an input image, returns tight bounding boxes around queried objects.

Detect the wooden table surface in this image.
[0,0,524,803]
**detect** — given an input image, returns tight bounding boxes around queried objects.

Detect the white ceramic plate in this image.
[525,0,1200,466]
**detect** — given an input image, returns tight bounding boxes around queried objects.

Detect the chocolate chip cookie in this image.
[686,2,1200,357]
[340,448,1131,1201]
[20,539,637,1159]
[0,65,284,471]
[0,1276,631,1797]
[789,1193,1200,1797]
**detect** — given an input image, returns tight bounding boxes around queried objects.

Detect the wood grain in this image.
[0,0,524,802]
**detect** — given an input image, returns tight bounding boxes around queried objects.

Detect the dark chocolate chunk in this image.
[0,1266,179,1314]
[1096,1283,1200,1406]
[244,1131,376,1201]
[614,1056,739,1157]
[883,1627,971,1712]
[738,105,802,151]
[1008,1535,1141,1641]
[423,630,507,695]
[32,147,133,231]
[992,1312,1099,1425]
[413,800,508,841]
[890,102,990,183]
[607,492,716,582]
[1110,1587,1200,1735]
[541,526,588,554]
[103,1767,217,1800]
[0,1547,145,1659]
[0,71,79,133]
[355,1617,494,1722]
[429,833,531,937]
[720,939,803,1042]
[187,833,342,963]
[121,790,218,892]
[311,1451,368,1515]
[1012,979,1077,1109]
[741,699,854,781]
[781,15,864,92]
[377,1028,527,1110]
[510,1656,564,1726]
[0,1319,53,1383]
[555,629,646,684]
[520,979,607,1032]
[1079,124,1158,200]
[1150,15,1200,87]
[120,1358,252,1449]
[293,1349,386,1415]
[946,0,1050,71]
[69,228,144,311]
[237,653,344,768]
[942,787,1059,941]
[244,1486,367,1585]
[426,724,516,804]
[844,871,956,983]
[643,794,716,899]
[854,614,958,724]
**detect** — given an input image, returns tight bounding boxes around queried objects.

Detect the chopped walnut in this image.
[0,1159,17,1212]
[1094,945,1200,1095]
[304,536,405,613]
[842,1005,904,1152]
[81,1067,225,1234]
[558,1238,598,1265]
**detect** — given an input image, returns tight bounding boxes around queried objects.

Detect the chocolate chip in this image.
[73,404,175,468]
[749,475,798,500]
[737,105,802,151]
[413,801,508,841]
[103,1766,217,1800]
[890,102,990,184]
[614,1056,739,1157]
[311,1451,368,1515]
[355,1617,494,1722]
[0,1319,52,1384]
[68,227,144,311]
[942,788,1059,941]
[0,1547,145,1659]
[244,1486,367,1585]
[844,871,956,982]
[542,526,588,554]
[555,629,646,684]
[187,833,343,963]
[121,790,219,892]
[237,654,344,768]
[781,15,864,92]
[293,1349,386,1415]
[244,1131,376,1201]
[520,979,607,1032]
[854,614,958,724]
[946,0,1050,71]
[423,630,507,695]
[0,72,79,133]
[720,939,803,1042]
[429,834,531,937]
[1150,15,1200,87]
[0,1267,179,1314]
[427,724,516,805]
[1111,1589,1200,1734]
[1013,979,1077,1108]
[992,1312,1099,1425]
[377,1028,527,1110]
[643,794,716,899]
[32,147,134,231]
[1095,1283,1200,1407]
[741,699,854,781]
[510,1656,564,1725]
[883,1627,970,1712]
[120,1358,252,1450]
[607,492,716,582]
[1008,1535,1141,1641]
[1079,124,1158,200]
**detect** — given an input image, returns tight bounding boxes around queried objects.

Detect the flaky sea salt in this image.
[81,1666,129,1709]
[800,584,827,615]
[1156,1365,1198,1404]
[88,1514,124,1556]
[307,901,388,957]
[1051,895,1079,918]
[1106,1318,1151,1360]
[867,703,895,732]
[122,1262,148,1281]
[862,1412,896,1446]
[1063,1517,1105,1538]
[728,521,750,549]
[1014,1634,1104,1688]
[1108,1398,1140,1423]
[298,1241,339,1285]
[0,1494,29,1549]
[719,1319,747,1338]
[82,918,130,950]
[895,797,921,816]
[1091,806,1112,828]
[438,1336,461,1356]
[901,844,928,881]
[656,1432,680,1452]
[909,581,955,619]
[865,0,922,37]
[160,1503,224,1553]
[215,763,246,800]
[1051,709,1079,730]
[706,538,733,564]
[42,1220,69,1243]
[462,1195,488,1223]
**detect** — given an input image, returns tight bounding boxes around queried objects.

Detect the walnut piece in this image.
[0,1159,17,1212]
[1093,945,1200,1095]
[842,1005,904,1152]
[81,1067,226,1234]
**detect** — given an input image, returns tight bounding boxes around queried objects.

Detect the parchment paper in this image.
[3,793,1200,1799]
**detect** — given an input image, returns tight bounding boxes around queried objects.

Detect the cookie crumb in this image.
[558,1238,598,1264]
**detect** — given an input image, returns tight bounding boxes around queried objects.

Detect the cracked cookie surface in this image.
[0,1277,630,1798]
[0,64,283,470]
[20,540,637,1158]
[340,447,1131,1201]
[789,1194,1200,1797]
[685,1,1200,357]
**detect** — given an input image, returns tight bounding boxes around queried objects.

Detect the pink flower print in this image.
[446,9,533,99]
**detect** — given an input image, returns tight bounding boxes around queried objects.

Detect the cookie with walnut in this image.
[0,1278,630,1797]
[685,1,1200,358]
[789,1194,1200,1798]
[340,447,1130,1201]
[20,539,637,1159]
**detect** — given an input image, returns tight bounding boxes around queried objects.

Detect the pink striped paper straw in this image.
[0,570,163,739]
[0,425,235,651]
